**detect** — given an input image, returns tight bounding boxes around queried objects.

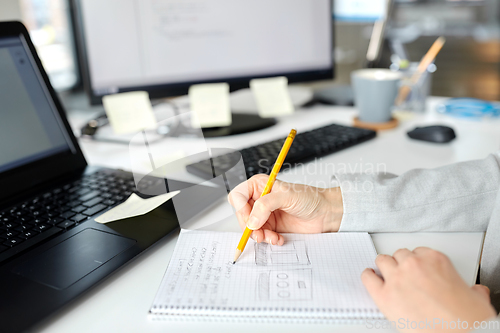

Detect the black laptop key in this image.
[112,195,124,202]
[82,204,107,216]
[3,222,18,229]
[32,218,47,224]
[76,188,91,196]
[0,245,8,253]
[68,186,80,193]
[31,210,42,217]
[11,210,23,217]
[20,231,36,239]
[19,215,33,223]
[71,205,87,213]
[34,224,50,232]
[0,231,18,239]
[67,200,82,207]
[57,220,75,229]
[47,217,64,225]
[61,211,76,219]
[3,237,23,247]
[45,211,59,217]
[79,191,100,201]
[102,199,115,206]
[83,197,103,207]
[13,225,31,232]
[71,214,87,223]
[59,205,73,213]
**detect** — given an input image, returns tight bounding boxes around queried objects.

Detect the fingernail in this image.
[247,216,259,229]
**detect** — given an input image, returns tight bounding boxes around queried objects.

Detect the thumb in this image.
[247,192,289,230]
[471,284,491,302]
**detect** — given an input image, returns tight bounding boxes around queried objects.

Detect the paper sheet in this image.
[150,230,381,320]
[250,77,294,118]
[189,83,232,128]
[95,191,179,223]
[102,91,157,134]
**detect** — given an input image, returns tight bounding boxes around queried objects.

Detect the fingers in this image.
[261,228,284,245]
[361,268,384,299]
[251,229,264,243]
[228,175,270,230]
[247,192,289,230]
[375,254,397,277]
[228,180,253,212]
[251,227,284,245]
[472,284,491,302]
[392,248,413,264]
[412,247,433,255]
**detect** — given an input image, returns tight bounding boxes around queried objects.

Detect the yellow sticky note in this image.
[250,77,294,118]
[102,91,157,134]
[189,83,231,128]
[94,191,180,223]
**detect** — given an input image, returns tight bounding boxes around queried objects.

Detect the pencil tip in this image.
[232,261,235,264]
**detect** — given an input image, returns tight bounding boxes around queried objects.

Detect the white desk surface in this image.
[36,97,500,332]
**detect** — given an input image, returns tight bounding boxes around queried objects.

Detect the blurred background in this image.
[0,0,499,100]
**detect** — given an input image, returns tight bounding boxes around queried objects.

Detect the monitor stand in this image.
[201,113,276,138]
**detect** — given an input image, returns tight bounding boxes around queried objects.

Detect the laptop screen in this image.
[0,35,75,174]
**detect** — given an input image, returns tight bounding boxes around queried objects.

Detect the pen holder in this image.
[396,62,436,113]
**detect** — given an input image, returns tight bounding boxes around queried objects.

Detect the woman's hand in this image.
[228,174,343,245]
[362,247,496,332]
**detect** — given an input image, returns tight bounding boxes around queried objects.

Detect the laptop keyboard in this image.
[0,170,139,258]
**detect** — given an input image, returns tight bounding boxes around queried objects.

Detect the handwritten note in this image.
[250,76,294,118]
[150,230,381,321]
[102,91,157,134]
[95,191,179,223]
[189,83,232,128]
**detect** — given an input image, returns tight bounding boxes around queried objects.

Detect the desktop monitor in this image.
[334,0,388,22]
[72,0,334,105]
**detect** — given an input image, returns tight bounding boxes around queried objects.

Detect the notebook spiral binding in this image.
[149,305,383,323]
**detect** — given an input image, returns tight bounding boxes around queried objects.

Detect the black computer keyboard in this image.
[0,170,139,259]
[186,123,376,183]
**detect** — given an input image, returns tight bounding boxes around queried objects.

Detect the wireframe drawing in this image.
[255,240,310,266]
[257,268,312,301]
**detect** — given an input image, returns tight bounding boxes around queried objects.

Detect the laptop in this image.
[0,21,223,332]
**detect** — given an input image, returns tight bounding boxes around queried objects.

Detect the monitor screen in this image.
[74,0,333,104]
[334,0,387,22]
[0,36,75,174]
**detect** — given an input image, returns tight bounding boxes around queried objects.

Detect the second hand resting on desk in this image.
[233,128,297,263]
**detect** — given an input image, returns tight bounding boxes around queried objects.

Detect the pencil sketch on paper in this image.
[254,240,310,266]
[257,268,313,301]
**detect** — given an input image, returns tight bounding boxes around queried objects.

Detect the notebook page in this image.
[150,230,380,319]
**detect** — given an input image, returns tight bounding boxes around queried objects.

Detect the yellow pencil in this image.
[233,128,297,264]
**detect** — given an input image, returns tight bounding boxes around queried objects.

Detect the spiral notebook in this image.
[149,230,382,322]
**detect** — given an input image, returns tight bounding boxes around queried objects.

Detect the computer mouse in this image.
[407,125,456,143]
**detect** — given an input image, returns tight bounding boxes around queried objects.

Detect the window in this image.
[19,0,77,91]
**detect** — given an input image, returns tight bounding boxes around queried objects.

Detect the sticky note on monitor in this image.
[102,91,157,134]
[95,191,180,224]
[189,83,231,128]
[250,76,294,118]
